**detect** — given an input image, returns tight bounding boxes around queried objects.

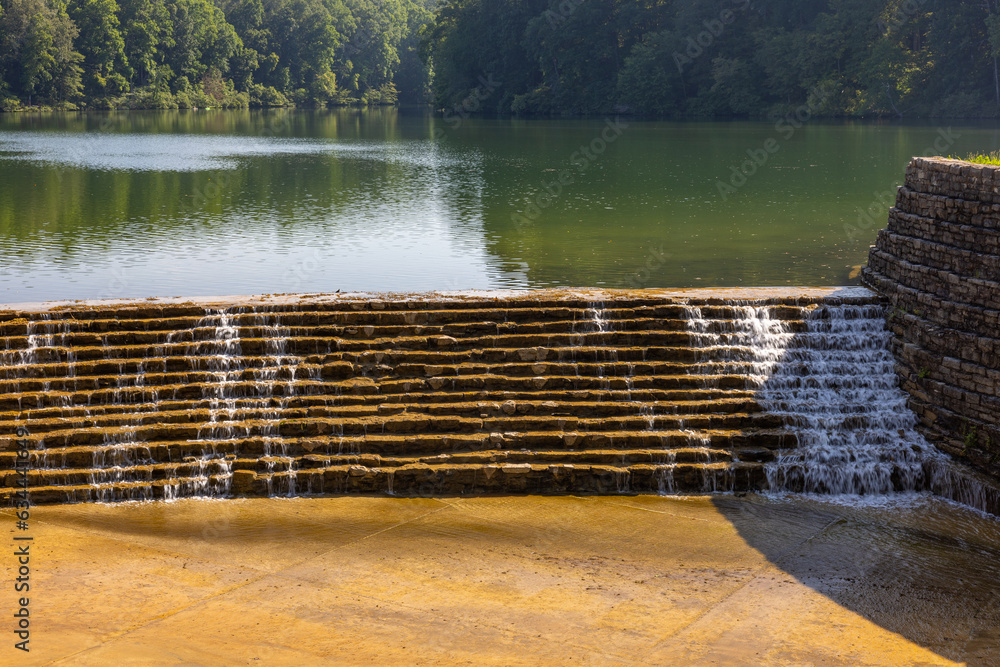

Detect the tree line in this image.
[0,0,435,110]
[4,0,1000,117]
[425,0,1000,118]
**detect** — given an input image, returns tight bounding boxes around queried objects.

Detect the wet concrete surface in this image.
[2,494,999,666]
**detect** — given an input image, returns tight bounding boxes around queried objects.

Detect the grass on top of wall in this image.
[953,151,1000,166]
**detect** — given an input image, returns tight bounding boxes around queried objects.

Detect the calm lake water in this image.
[0,109,997,302]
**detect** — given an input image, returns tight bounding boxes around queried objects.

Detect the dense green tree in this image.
[0,0,433,108]
[1,0,83,104]
[422,0,1000,118]
[521,0,625,114]
[341,0,406,92]
[616,30,685,116]
[5,0,1000,115]
[393,0,434,102]
[425,0,548,113]
[163,0,240,82]
[117,0,170,87]
[68,0,127,95]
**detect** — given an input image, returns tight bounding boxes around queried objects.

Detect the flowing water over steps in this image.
[1,289,997,514]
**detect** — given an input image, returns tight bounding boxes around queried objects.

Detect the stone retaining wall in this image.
[863,157,1000,475]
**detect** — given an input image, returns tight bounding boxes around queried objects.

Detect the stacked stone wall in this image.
[863,157,1000,474]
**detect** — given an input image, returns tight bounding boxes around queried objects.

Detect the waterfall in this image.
[685,304,792,381]
[252,311,304,497]
[3,294,996,510]
[584,302,617,394]
[756,304,947,495]
[683,302,978,502]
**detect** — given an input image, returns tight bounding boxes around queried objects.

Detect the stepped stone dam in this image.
[1,284,998,512]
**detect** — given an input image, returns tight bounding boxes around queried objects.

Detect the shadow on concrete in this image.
[717,300,1000,663]
[712,493,1000,665]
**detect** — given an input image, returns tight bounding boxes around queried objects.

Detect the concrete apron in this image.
[3,493,999,666]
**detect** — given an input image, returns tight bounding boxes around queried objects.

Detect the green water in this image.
[0,109,996,302]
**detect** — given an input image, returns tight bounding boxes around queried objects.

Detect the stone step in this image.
[232,446,757,470]
[0,322,888,362]
[226,460,769,497]
[8,446,767,490]
[0,347,905,400]
[0,372,767,401]
[0,387,759,416]
[0,410,788,441]
[0,302,846,337]
[0,475,233,504]
[5,311,888,350]
[0,331,745,361]
[0,403,899,442]
[4,317,812,349]
[0,429,796,469]
[0,335,896,386]
[0,460,769,504]
[0,354,744,380]
[0,363,891,411]
[0,395,761,422]
[5,458,234,487]
[0,397,765,429]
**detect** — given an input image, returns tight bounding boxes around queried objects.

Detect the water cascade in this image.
[684,303,942,491]
[0,291,996,513]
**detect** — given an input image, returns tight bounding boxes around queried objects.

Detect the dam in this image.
[1,286,996,513]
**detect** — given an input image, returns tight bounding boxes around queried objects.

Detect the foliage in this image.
[957,151,1000,166]
[425,0,1000,118]
[7,0,1000,116]
[0,0,435,108]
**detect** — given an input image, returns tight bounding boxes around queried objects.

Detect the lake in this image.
[0,109,996,303]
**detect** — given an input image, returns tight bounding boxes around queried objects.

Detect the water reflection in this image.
[0,112,515,300]
[0,110,997,301]
[0,131,368,171]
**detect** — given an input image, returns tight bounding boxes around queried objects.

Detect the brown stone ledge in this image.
[906,157,1000,205]
[895,341,1000,427]
[862,268,1000,342]
[888,309,1000,372]
[896,185,1000,229]
[868,249,1000,312]
[875,229,1000,282]
[887,207,1000,256]
[903,390,1000,476]
[0,287,877,317]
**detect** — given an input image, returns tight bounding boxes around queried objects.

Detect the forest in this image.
[0,0,435,109]
[3,0,1000,117]
[427,0,1000,118]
